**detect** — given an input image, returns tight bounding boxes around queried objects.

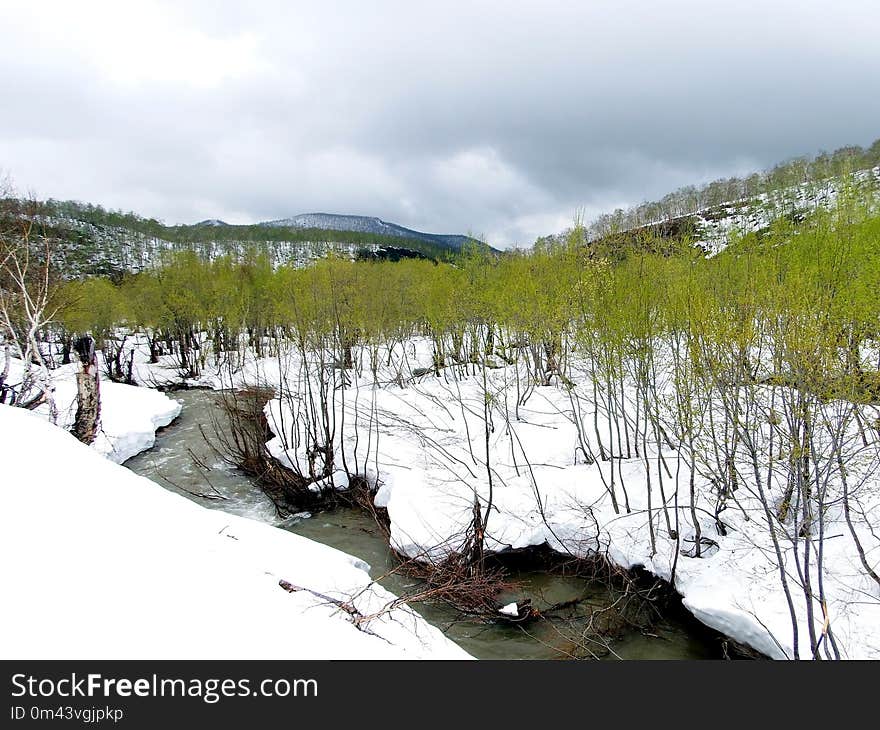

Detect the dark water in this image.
[126,390,720,660]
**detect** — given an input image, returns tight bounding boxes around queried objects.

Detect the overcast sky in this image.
[1,1,878,247]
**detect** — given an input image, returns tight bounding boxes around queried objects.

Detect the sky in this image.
[1,1,878,248]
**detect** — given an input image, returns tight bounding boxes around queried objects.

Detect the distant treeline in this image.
[543,136,880,245]
[35,199,474,262]
[53,188,879,393]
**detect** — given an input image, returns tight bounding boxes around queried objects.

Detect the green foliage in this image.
[583,136,880,241]
[59,277,130,346]
[35,199,490,264]
[48,185,880,407]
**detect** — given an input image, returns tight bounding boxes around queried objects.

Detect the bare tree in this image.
[0,187,61,420]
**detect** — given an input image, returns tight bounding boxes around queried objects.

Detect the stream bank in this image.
[125,390,733,660]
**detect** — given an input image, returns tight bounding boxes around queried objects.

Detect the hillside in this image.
[580,165,880,259]
[545,137,880,255]
[2,199,491,279]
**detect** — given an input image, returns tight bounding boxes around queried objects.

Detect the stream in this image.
[125,390,722,659]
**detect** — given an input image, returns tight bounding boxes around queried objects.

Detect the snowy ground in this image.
[146,338,880,660]
[4,356,181,463]
[0,404,471,659]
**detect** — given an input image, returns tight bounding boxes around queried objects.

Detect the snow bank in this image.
[72,378,181,463]
[0,406,471,659]
[354,374,880,660]
[5,357,181,463]
[134,340,880,659]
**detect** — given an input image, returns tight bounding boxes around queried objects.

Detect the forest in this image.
[37,198,477,264]
[2,168,880,660]
[553,136,880,244]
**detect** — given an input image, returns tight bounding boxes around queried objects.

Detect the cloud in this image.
[1,0,878,247]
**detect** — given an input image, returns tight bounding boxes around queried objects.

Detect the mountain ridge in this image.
[250,212,478,252]
[4,199,494,279]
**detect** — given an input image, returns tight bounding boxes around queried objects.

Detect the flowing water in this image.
[126,390,721,659]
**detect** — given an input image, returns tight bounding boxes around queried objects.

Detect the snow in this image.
[42,206,475,278]
[258,212,468,249]
[5,357,181,463]
[145,338,880,660]
[499,602,519,617]
[692,166,880,254]
[576,166,880,257]
[363,371,880,659]
[0,405,471,660]
[39,210,389,276]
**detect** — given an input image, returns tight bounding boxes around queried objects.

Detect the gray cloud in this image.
[1,0,878,247]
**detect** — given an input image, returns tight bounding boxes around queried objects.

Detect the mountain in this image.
[5,201,491,279]
[258,213,477,252]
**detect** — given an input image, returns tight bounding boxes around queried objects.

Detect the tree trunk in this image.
[60,335,72,365]
[0,343,10,404]
[72,335,101,445]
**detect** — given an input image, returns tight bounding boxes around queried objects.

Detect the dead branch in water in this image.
[204,385,343,516]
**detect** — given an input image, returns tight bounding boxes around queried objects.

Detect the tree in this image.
[0,188,63,418]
